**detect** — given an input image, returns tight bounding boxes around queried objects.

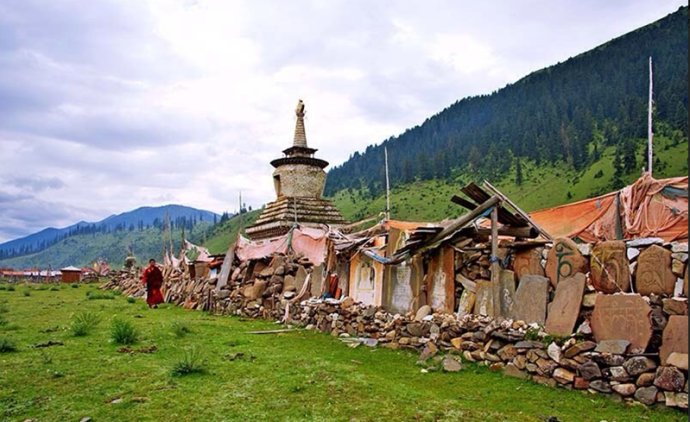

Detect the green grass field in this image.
[0,282,685,421]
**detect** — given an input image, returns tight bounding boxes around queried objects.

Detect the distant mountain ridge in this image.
[0,204,220,262]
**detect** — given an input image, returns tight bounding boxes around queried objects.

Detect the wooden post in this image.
[490,204,501,317]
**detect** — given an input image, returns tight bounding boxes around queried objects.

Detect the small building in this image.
[60,266,82,283]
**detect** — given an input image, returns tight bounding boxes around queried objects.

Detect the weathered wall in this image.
[273,164,326,198]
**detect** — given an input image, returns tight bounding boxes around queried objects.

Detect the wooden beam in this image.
[483,180,553,240]
[502,240,552,248]
[490,205,500,317]
[450,195,479,210]
[476,226,538,238]
[424,195,500,250]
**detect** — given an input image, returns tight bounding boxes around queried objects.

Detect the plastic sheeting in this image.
[235,226,329,266]
[530,174,688,242]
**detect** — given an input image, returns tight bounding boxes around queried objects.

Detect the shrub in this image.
[71,284,79,288]
[22,290,31,297]
[70,311,101,337]
[50,286,60,291]
[0,285,6,291]
[7,286,15,291]
[86,291,114,300]
[126,297,136,304]
[171,346,207,377]
[0,336,17,353]
[111,318,139,345]
[171,321,192,338]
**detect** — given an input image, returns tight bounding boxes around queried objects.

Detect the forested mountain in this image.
[0,205,221,263]
[325,7,688,197]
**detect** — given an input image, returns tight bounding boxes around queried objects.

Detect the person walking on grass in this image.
[141,258,164,308]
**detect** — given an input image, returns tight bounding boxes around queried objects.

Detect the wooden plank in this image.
[476,226,539,238]
[422,195,500,251]
[451,195,479,210]
[247,329,303,334]
[490,205,501,317]
[462,183,526,227]
[483,180,553,240]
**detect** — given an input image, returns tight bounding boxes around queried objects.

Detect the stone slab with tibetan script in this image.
[545,238,588,287]
[591,240,630,293]
[659,315,688,365]
[510,275,549,325]
[590,294,652,354]
[636,245,676,296]
[545,273,586,336]
[513,248,545,280]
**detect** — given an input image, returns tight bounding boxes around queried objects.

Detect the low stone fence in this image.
[104,245,688,411]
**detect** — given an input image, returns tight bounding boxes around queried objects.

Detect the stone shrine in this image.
[246,100,347,239]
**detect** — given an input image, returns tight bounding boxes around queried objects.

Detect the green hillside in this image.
[325,7,687,199]
[331,133,687,223]
[203,210,261,255]
[0,223,213,269]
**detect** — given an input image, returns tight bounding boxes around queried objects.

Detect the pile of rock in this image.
[287,299,688,409]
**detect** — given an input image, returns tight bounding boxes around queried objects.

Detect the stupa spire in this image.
[293,99,307,148]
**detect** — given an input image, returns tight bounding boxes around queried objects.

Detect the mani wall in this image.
[104,236,689,410]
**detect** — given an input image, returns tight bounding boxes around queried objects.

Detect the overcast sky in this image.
[0,0,686,242]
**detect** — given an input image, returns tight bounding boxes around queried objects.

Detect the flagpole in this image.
[384,146,391,220]
[648,56,653,175]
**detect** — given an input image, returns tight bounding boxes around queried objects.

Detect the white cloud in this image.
[0,0,686,242]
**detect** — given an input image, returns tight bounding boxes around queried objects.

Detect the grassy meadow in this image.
[0,281,685,421]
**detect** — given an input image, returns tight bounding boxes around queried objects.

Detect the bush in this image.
[0,285,6,291]
[7,286,15,291]
[22,290,31,297]
[70,311,101,337]
[71,284,79,288]
[86,291,114,300]
[171,346,207,377]
[50,286,60,292]
[111,318,139,345]
[171,321,192,338]
[0,336,17,353]
[126,297,136,304]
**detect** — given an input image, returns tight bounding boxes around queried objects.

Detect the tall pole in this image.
[648,56,653,175]
[239,191,243,230]
[384,146,391,220]
[490,205,500,318]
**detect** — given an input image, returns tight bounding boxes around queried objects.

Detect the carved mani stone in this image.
[545,273,586,336]
[590,240,630,293]
[513,247,545,279]
[591,294,652,354]
[636,245,676,296]
[510,275,549,325]
[659,316,688,365]
[545,238,588,287]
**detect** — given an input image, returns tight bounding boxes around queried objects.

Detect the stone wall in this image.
[103,237,689,411]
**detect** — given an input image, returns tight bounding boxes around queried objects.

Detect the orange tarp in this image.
[530,174,688,242]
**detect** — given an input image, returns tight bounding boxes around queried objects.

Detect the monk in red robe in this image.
[141,258,164,308]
